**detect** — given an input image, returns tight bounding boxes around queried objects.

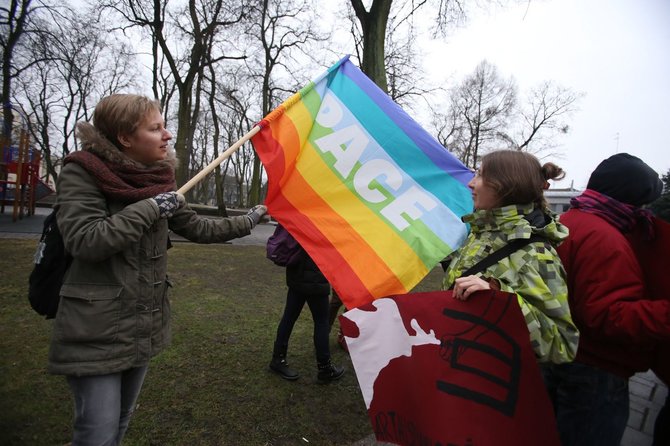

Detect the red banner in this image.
[340,290,560,446]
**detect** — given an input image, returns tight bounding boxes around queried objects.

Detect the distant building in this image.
[545,183,581,214]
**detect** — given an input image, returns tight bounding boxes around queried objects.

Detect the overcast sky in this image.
[419,0,670,189]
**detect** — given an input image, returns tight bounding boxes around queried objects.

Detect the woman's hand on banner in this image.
[453,275,491,301]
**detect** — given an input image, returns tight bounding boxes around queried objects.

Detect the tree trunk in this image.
[248,54,272,206]
[207,64,228,217]
[2,0,33,140]
[351,0,392,92]
[174,86,193,188]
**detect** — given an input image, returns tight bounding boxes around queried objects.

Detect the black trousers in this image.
[273,287,331,365]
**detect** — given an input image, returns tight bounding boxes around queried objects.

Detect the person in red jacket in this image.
[542,153,668,446]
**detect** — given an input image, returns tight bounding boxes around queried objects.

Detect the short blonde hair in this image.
[481,150,565,210]
[93,94,161,149]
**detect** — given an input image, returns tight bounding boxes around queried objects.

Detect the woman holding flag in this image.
[441,150,579,364]
[49,93,266,445]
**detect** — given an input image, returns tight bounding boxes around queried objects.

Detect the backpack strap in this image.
[459,234,546,278]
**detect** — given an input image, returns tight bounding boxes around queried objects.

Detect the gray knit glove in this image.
[245,205,267,228]
[151,192,185,219]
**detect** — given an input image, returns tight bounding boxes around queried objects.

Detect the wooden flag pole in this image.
[177,125,261,195]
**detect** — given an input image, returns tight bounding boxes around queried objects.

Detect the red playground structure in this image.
[0,128,43,221]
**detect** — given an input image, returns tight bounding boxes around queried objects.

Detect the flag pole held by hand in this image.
[176,125,261,195]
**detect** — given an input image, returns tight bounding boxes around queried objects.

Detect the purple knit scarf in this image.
[570,189,655,239]
[64,151,176,203]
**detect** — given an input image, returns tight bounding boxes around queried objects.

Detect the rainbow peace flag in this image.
[252,56,474,309]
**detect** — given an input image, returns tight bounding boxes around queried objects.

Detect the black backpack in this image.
[28,210,72,319]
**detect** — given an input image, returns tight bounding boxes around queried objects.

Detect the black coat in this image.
[286,250,330,296]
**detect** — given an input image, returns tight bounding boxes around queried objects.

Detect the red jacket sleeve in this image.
[557,210,670,344]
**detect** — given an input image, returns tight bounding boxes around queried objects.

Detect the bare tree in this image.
[12,7,139,181]
[204,63,229,215]
[344,2,432,109]
[347,0,468,91]
[13,55,57,181]
[382,14,439,110]
[244,0,327,205]
[509,81,583,153]
[435,60,516,168]
[190,108,215,203]
[434,60,582,168]
[219,82,257,207]
[1,0,44,141]
[102,0,248,189]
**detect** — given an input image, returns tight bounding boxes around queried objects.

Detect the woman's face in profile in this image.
[468,167,499,210]
[119,109,172,165]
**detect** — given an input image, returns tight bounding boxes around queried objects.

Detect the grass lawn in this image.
[0,238,444,446]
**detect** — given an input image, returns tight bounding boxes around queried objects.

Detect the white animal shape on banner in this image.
[342,298,441,408]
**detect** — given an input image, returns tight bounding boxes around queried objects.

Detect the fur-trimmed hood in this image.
[75,121,178,169]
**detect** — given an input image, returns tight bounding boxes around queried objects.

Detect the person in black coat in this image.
[269,248,345,382]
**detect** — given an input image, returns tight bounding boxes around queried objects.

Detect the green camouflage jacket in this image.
[442,204,579,364]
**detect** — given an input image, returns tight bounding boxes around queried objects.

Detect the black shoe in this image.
[269,356,299,381]
[317,362,345,383]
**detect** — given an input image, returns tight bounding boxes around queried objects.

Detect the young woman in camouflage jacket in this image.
[441,150,579,364]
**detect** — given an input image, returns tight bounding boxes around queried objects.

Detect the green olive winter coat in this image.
[442,203,579,364]
[48,127,252,376]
